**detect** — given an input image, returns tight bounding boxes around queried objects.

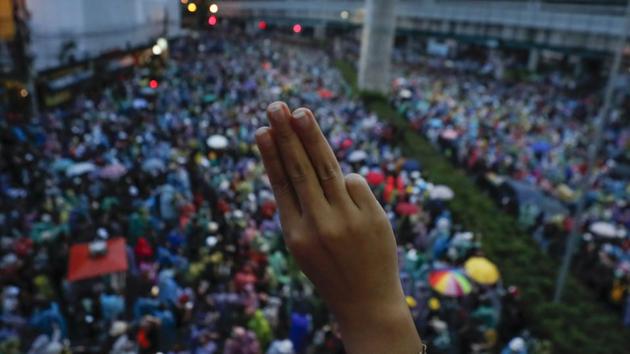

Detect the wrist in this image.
[332,293,422,354]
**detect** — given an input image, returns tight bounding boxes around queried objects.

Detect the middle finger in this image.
[267,101,327,212]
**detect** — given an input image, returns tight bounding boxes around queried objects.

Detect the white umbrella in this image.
[348,150,368,163]
[441,128,459,140]
[132,98,148,109]
[142,158,166,173]
[589,222,624,239]
[207,135,229,150]
[399,89,412,99]
[430,185,455,201]
[66,162,96,177]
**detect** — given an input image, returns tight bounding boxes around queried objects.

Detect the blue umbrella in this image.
[29,303,67,338]
[133,298,160,319]
[428,119,444,129]
[403,159,421,172]
[532,141,552,154]
[167,230,185,248]
[100,294,125,322]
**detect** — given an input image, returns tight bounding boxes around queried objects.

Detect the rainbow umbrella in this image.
[428,270,472,297]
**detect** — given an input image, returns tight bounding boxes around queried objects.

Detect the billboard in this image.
[0,0,15,40]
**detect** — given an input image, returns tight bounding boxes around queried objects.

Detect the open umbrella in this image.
[207,135,229,150]
[556,184,575,202]
[52,158,74,172]
[99,163,127,180]
[441,128,459,141]
[464,257,500,285]
[589,222,625,239]
[66,162,96,177]
[428,119,443,129]
[396,202,419,216]
[317,88,333,99]
[428,270,472,297]
[132,98,148,109]
[203,94,217,103]
[429,185,455,201]
[402,159,421,172]
[366,171,385,186]
[142,158,166,173]
[67,238,128,282]
[347,150,368,163]
[399,89,412,99]
[532,141,552,154]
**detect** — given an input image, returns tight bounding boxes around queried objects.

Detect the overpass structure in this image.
[220,0,629,92]
[221,0,628,55]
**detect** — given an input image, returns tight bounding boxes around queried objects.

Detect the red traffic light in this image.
[258,20,267,30]
[292,24,302,33]
[208,15,218,26]
[149,80,159,89]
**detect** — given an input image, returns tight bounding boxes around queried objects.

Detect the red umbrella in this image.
[67,238,128,282]
[135,237,153,259]
[396,202,419,216]
[341,138,353,150]
[366,171,385,186]
[261,200,277,218]
[13,237,33,257]
[318,88,334,99]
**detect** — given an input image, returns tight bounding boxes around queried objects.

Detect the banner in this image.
[0,0,15,41]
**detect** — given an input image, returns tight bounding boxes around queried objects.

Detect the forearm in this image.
[332,293,423,354]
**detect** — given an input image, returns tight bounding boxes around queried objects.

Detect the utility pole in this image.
[553,0,630,302]
[13,0,38,118]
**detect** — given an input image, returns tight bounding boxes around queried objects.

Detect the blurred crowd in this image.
[391,55,630,324]
[0,32,538,354]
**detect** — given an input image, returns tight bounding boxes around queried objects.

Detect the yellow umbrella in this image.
[464,257,500,285]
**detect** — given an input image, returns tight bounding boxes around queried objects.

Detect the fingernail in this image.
[255,126,270,137]
[268,102,285,125]
[255,127,271,145]
[292,109,307,119]
[268,102,283,112]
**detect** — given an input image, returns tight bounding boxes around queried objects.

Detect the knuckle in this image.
[312,219,338,240]
[271,180,292,194]
[317,162,339,182]
[287,162,308,184]
[344,173,365,185]
[274,126,294,141]
[285,235,308,254]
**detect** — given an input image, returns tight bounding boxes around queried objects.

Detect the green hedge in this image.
[334,60,630,354]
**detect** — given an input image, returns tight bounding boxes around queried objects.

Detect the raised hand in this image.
[255,101,422,354]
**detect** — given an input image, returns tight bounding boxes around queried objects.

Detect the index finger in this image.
[255,126,300,225]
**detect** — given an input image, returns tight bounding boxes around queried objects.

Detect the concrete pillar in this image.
[245,20,259,35]
[570,55,584,77]
[528,48,540,72]
[358,0,397,94]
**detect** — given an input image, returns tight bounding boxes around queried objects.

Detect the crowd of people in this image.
[0,31,539,353]
[391,55,630,323]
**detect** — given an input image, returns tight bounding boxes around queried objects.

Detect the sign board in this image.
[0,0,15,41]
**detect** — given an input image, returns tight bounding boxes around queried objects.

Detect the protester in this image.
[0,31,528,353]
[392,55,630,322]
